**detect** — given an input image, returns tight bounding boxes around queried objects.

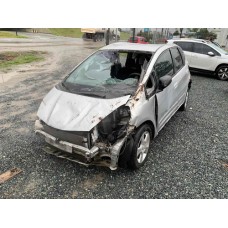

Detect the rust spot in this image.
[133,84,144,100]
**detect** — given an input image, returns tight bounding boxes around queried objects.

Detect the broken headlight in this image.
[96,105,131,144]
[118,106,130,118]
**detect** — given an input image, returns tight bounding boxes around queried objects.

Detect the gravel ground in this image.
[0,37,228,198]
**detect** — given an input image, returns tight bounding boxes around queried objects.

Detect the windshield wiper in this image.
[61,82,68,89]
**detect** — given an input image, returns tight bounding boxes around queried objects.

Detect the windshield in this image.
[62,50,152,98]
[209,43,228,55]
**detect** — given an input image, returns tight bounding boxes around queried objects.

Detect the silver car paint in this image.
[35,43,191,169]
[37,87,130,131]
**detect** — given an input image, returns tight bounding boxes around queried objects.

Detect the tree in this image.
[196,28,217,40]
[173,30,180,36]
[188,28,199,33]
[180,28,183,38]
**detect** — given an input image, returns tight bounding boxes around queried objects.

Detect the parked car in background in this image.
[168,39,228,80]
[35,42,191,170]
[128,36,149,44]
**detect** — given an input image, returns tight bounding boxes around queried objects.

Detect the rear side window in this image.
[174,41,193,52]
[170,48,184,72]
[154,50,174,79]
[193,43,220,55]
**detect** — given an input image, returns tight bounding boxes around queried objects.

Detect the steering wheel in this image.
[129,73,141,80]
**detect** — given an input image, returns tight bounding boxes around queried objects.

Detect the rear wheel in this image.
[216,66,228,81]
[127,124,153,170]
[179,91,189,111]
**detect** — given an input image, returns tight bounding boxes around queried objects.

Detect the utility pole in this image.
[106,28,110,45]
[132,28,136,42]
[115,28,118,42]
[167,28,169,39]
[180,28,183,38]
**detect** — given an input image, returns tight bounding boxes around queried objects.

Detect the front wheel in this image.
[216,66,228,81]
[128,124,153,170]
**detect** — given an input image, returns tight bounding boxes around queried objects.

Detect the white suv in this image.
[168,39,228,80]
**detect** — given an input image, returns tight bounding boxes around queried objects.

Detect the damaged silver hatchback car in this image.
[35,42,191,170]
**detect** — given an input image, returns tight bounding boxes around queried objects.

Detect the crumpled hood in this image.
[37,87,130,131]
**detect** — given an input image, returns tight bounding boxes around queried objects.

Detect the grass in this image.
[0,31,27,38]
[48,28,83,38]
[49,28,131,41]
[120,32,131,40]
[0,51,46,69]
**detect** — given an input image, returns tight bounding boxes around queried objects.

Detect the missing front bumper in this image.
[35,122,128,170]
[35,129,99,160]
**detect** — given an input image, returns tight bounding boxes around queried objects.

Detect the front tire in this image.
[216,66,228,81]
[128,124,153,170]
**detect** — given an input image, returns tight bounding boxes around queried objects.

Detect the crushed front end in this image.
[35,105,134,170]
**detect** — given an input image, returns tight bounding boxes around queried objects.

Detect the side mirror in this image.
[158,75,172,91]
[207,51,215,57]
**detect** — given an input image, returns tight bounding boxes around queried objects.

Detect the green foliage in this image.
[173,30,180,35]
[0,51,45,69]
[120,31,131,40]
[0,31,27,38]
[48,28,83,38]
[188,28,199,33]
[197,28,217,40]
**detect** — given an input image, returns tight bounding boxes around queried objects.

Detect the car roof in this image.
[100,42,167,53]
[168,38,211,44]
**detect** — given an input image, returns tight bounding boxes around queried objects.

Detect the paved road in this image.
[0,35,228,198]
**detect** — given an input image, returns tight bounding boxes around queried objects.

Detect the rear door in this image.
[153,49,175,130]
[169,47,189,110]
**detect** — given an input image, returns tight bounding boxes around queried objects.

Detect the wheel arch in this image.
[215,63,228,73]
[135,120,156,139]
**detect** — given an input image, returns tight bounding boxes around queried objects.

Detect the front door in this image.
[191,43,219,71]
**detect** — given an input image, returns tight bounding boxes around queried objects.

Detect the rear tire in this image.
[216,65,228,81]
[127,124,153,170]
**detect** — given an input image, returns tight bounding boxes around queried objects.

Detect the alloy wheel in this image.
[217,67,228,80]
[136,131,150,164]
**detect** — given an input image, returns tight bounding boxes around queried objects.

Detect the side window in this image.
[153,50,174,79]
[193,43,220,55]
[174,42,193,52]
[193,43,206,54]
[170,48,184,72]
[145,74,156,96]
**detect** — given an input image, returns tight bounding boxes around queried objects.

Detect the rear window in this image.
[174,41,193,52]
